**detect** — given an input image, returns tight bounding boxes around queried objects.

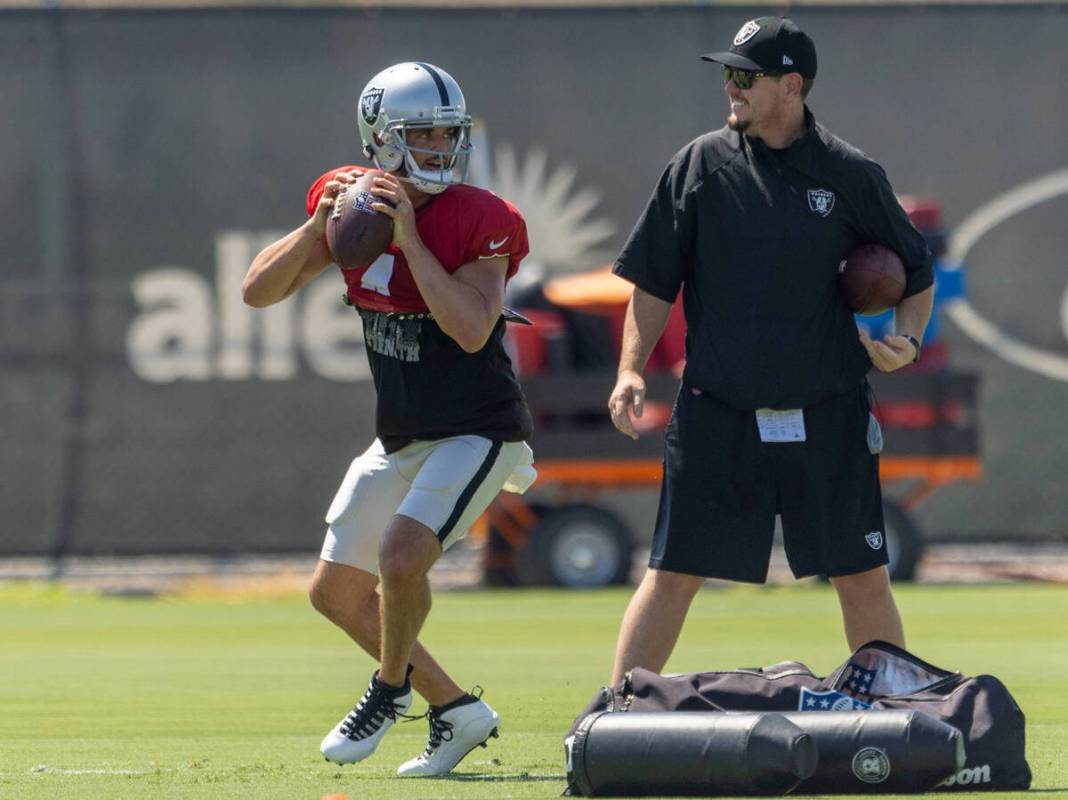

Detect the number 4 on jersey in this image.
[359,254,396,296]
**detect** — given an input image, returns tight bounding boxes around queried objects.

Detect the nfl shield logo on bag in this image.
[808,189,835,217]
[799,687,872,711]
[843,663,879,694]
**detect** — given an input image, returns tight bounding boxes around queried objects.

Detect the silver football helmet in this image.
[357,62,473,195]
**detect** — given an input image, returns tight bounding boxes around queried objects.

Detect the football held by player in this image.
[242,62,536,777]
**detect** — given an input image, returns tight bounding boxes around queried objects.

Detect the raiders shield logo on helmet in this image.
[808,188,836,217]
[360,87,385,126]
[733,20,761,46]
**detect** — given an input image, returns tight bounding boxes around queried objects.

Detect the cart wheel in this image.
[515,504,634,588]
[883,500,923,582]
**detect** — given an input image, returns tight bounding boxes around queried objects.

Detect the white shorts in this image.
[321,436,534,574]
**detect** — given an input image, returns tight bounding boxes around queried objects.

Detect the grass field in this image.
[2,580,1066,799]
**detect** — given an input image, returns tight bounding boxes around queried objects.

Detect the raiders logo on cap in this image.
[733,20,761,46]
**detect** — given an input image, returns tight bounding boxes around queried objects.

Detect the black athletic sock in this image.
[431,692,480,714]
[373,664,415,695]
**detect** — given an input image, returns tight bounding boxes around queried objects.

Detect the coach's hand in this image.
[859,329,916,373]
[609,370,646,440]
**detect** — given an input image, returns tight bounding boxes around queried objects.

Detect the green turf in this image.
[1,581,1065,799]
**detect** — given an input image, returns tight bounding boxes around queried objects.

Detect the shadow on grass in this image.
[445,773,565,783]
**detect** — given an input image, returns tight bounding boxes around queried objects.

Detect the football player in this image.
[242,62,536,777]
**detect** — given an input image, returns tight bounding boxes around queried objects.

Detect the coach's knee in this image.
[644,568,705,605]
[830,565,892,603]
[830,564,891,592]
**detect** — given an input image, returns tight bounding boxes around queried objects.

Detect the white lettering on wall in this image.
[127,267,214,382]
[126,230,370,383]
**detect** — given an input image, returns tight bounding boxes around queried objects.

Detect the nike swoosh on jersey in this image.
[488,236,508,250]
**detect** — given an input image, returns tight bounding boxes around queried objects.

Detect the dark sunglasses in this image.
[722,65,779,90]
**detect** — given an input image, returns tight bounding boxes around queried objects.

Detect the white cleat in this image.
[397,695,500,777]
[321,671,413,765]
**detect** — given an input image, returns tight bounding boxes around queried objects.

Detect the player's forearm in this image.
[893,285,934,344]
[401,241,498,353]
[618,288,673,375]
[242,221,324,307]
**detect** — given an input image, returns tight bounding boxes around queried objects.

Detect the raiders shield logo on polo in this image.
[808,188,836,217]
[360,87,385,126]
[733,20,761,46]
[865,530,884,550]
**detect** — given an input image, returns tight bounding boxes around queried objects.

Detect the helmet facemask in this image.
[378,118,472,195]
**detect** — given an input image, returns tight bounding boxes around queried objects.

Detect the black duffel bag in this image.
[567,641,1030,792]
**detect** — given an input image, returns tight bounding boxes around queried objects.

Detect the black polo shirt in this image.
[614,108,933,410]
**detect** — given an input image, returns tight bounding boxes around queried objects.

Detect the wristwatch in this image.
[903,335,921,364]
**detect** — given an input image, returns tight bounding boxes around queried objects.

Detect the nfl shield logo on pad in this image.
[865,530,884,550]
[361,87,385,125]
[808,189,835,217]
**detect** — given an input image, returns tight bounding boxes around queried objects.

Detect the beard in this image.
[727,112,751,132]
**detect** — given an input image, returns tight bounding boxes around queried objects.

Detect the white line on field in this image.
[30,765,173,776]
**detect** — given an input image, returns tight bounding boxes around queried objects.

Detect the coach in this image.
[606,16,934,683]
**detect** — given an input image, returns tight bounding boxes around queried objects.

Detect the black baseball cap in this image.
[701,17,817,79]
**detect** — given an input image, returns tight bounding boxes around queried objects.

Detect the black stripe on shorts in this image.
[437,440,502,542]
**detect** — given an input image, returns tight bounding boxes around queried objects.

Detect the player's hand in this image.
[309,173,359,236]
[370,173,420,251]
[608,370,646,440]
[859,329,916,373]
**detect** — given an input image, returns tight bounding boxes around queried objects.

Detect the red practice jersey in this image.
[307,166,529,313]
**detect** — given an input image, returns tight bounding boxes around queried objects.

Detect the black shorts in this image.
[649,381,886,582]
